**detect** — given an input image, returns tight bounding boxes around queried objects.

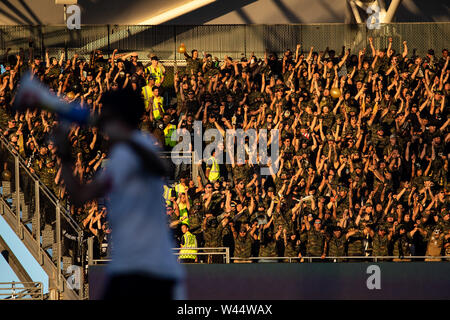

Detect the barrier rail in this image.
[0,282,43,300]
[87,246,449,265]
[88,246,231,265]
[0,133,85,299]
[231,256,450,263]
[0,134,81,232]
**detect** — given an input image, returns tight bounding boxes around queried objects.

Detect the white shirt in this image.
[101,130,184,282]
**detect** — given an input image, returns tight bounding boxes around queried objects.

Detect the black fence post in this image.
[244,24,247,58]
[39,25,44,58]
[107,25,111,56]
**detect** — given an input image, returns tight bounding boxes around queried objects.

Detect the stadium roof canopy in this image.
[0,0,448,25]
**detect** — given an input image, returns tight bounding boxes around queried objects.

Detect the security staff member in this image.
[142,76,156,112]
[146,56,165,86]
[179,224,197,263]
[206,150,220,183]
[162,114,177,149]
[177,191,190,226]
[163,184,175,206]
[149,86,164,121]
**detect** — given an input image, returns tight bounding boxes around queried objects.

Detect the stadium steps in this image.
[1,134,86,300]
[2,181,11,197]
[42,224,54,250]
[0,135,90,299]
[1,181,82,300]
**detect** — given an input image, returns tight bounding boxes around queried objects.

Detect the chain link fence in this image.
[1,23,449,62]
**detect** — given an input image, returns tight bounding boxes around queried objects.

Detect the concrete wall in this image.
[89,262,450,300]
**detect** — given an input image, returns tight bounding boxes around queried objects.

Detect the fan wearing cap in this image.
[425,226,445,261]
[179,224,198,263]
[326,226,346,262]
[231,222,258,263]
[141,75,156,112]
[123,51,143,76]
[40,156,57,194]
[145,55,165,87]
[369,225,391,260]
[149,86,164,122]
[81,70,96,94]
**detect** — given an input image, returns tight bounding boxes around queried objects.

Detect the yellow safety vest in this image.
[208,156,220,182]
[142,85,154,112]
[152,96,164,120]
[163,185,173,206]
[178,201,189,226]
[174,183,186,197]
[146,65,163,85]
[164,124,177,147]
[179,231,197,260]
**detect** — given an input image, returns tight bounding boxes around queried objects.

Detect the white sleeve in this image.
[104,144,140,190]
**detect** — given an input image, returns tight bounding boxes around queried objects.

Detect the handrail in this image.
[172,247,230,264]
[89,247,231,264]
[0,282,43,300]
[0,133,81,232]
[0,133,85,299]
[90,254,450,265]
[231,256,450,262]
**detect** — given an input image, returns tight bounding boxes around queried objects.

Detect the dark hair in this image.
[99,88,145,129]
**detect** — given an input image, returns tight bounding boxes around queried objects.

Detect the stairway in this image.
[0,136,85,300]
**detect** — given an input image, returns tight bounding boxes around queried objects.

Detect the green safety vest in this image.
[208,156,220,182]
[164,124,177,147]
[152,96,164,120]
[146,65,163,85]
[174,183,187,197]
[180,231,197,260]
[142,85,153,112]
[178,201,189,226]
[163,185,173,206]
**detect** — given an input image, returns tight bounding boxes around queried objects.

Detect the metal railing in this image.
[0,133,85,299]
[231,256,450,263]
[88,242,230,265]
[159,151,194,182]
[0,282,43,300]
[172,247,230,264]
[0,134,80,231]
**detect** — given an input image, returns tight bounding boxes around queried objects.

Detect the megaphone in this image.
[13,73,91,125]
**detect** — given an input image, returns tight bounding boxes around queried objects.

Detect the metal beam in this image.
[0,201,80,300]
[348,0,363,24]
[0,235,33,283]
[384,0,402,23]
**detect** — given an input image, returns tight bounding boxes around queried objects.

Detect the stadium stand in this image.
[1,35,449,268]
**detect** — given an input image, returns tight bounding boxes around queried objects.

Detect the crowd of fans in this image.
[0,37,449,263]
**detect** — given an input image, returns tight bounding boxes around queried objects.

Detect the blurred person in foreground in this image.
[52,88,185,300]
